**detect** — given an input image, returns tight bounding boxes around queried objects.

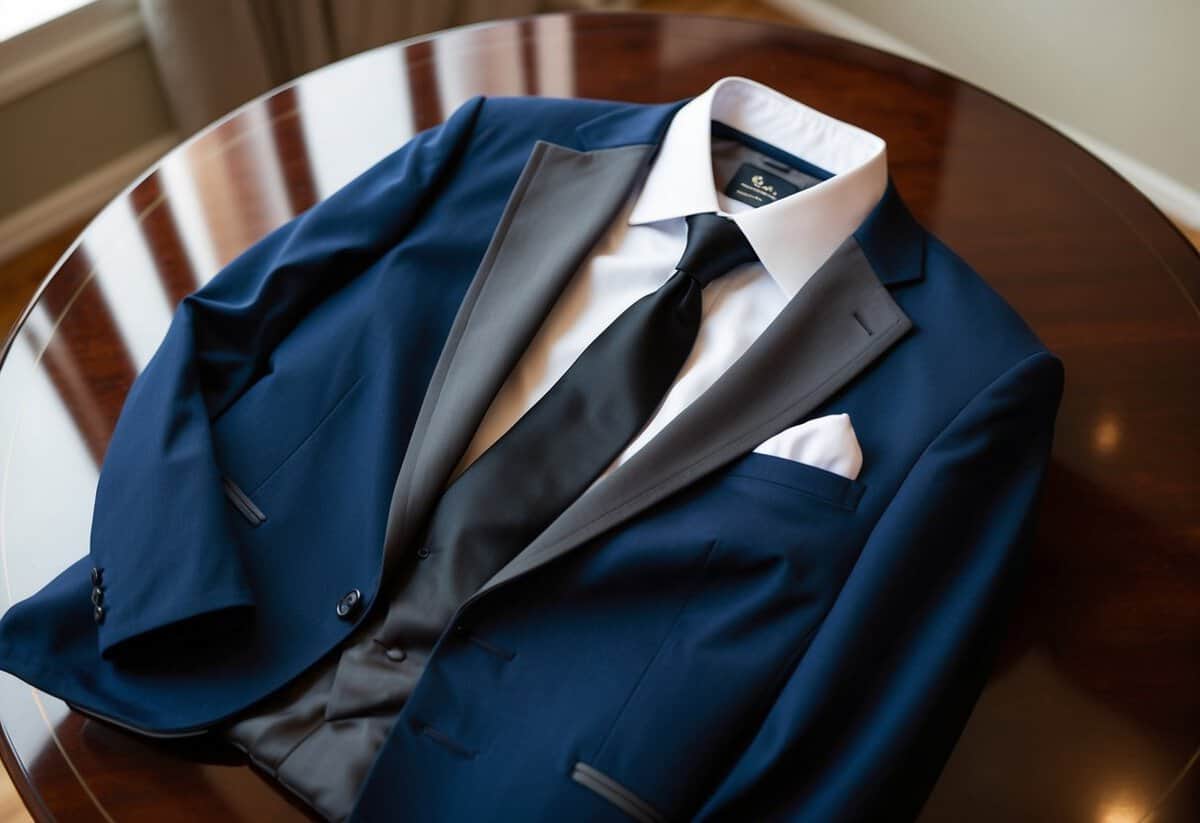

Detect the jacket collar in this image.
[575,87,925,289]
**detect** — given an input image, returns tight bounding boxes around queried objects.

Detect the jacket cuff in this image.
[94,567,255,661]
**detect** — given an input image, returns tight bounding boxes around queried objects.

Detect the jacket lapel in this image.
[379,140,655,588]
[477,233,913,597]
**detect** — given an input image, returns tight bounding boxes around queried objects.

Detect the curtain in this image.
[139,0,560,135]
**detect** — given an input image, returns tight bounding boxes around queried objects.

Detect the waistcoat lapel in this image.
[378,140,655,591]
[476,234,914,598]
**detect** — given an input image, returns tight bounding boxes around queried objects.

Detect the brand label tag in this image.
[723,163,802,207]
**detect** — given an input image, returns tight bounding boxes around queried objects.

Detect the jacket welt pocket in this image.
[571,762,665,823]
[222,477,266,526]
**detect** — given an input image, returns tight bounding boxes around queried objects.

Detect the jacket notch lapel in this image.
[379,140,655,586]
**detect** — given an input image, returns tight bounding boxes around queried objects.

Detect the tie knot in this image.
[676,213,759,287]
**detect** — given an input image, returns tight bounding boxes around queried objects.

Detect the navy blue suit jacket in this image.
[0,94,1062,821]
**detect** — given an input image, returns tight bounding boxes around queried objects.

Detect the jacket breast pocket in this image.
[723,451,867,511]
[211,369,364,520]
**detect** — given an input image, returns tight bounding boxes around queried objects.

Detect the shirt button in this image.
[335,589,362,619]
[90,567,103,586]
[384,647,407,662]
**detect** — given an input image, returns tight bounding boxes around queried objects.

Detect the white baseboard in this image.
[767,0,1200,230]
[0,133,178,264]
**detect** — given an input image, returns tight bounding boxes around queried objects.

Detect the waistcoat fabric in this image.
[225,542,507,821]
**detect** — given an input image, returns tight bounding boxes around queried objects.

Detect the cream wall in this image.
[813,0,1199,212]
[0,42,174,218]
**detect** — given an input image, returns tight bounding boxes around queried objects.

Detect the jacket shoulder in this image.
[901,229,1062,412]
[469,95,660,150]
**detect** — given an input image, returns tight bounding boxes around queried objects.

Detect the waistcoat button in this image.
[93,605,105,624]
[416,546,431,559]
[336,589,362,619]
[90,567,103,586]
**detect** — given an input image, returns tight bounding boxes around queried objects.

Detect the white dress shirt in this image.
[454,77,887,480]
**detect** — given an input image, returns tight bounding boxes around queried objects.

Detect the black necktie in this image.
[376,213,758,648]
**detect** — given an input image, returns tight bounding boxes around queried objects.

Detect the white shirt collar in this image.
[628,77,888,299]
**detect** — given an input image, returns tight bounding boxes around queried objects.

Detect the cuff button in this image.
[335,589,362,620]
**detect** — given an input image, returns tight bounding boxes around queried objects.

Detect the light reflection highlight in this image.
[1,333,98,606]
[1097,796,1145,823]
[1093,414,1122,456]
[83,201,174,370]
[434,21,528,108]
[532,16,575,97]
[158,154,223,286]
[297,50,416,198]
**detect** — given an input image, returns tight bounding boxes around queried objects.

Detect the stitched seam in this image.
[249,373,364,495]
[593,538,719,762]
[533,312,908,560]
[724,471,861,511]
[702,619,825,797]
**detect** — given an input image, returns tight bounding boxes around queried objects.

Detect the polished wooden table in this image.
[2,11,1198,822]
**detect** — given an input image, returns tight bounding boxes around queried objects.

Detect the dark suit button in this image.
[91,587,104,607]
[91,567,103,586]
[415,546,431,560]
[93,605,105,624]
[384,647,406,662]
[336,589,362,619]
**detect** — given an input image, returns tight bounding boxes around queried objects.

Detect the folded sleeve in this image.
[694,350,1065,821]
[90,97,484,660]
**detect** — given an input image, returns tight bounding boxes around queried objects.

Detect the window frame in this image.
[0,0,142,107]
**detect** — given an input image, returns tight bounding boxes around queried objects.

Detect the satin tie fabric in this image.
[373,212,759,649]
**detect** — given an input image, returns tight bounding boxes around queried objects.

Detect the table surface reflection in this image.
[1,11,1198,822]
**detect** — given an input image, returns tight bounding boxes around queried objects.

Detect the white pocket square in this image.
[752,413,863,480]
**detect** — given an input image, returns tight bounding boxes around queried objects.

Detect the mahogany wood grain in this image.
[1,12,1197,822]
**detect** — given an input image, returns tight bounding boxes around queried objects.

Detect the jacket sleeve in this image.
[694,350,1065,822]
[89,96,484,661]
